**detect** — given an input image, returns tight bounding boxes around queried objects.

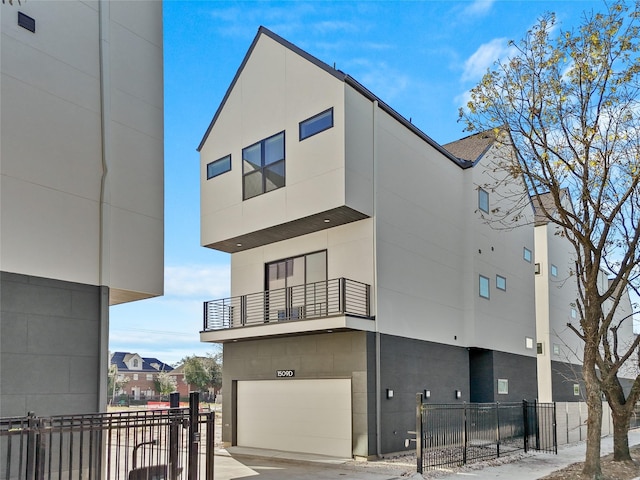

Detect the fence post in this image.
[188,392,200,480]
[553,402,558,454]
[523,400,529,453]
[206,411,215,480]
[169,392,181,480]
[495,402,501,458]
[534,399,540,451]
[416,393,423,474]
[463,402,468,465]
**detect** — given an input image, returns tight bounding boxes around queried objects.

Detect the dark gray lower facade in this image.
[221,330,538,458]
[0,271,107,417]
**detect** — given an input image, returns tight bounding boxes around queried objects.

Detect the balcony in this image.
[201,278,373,340]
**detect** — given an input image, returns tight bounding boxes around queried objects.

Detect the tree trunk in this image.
[612,409,632,461]
[582,344,603,479]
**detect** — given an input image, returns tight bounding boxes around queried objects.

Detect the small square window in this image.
[496,275,506,291]
[551,264,558,277]
[525,337,533,349]
[207,154,231,179]
[300,108,334,140]
[146,374,153,381]
[574,384,580,396]
[553,344,560,355]
[523,247,532,263]
[479,275,490,299]
[478,188,489,213]
[497,379,509,395]
[133,374,139,381]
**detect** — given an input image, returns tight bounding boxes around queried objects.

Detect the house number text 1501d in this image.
[276,370,295,377]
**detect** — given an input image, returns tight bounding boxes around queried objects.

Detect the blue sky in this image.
[108,0,604,365]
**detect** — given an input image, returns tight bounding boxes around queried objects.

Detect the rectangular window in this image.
[574,384,580,396]
[133,374,139,381]
[479,275,490,299]
[243,131,285,200]
[299,108,333,140]
[478,188,489,213]
[207,154,231,179]
[571,308,577,319]
[537,342,543,354]
[146,374,153,381]
[523,247,532,263]
[525,337,533,349]
[497,379,509,395]
[551,264,558,277]
[496,275,506,291]
[553,344,560,355]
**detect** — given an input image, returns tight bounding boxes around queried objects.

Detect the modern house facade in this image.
[198,27,541,458]
[1,0,164,416]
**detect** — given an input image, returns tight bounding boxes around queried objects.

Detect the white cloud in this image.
[165,264,230,299]
[462,0,495,17]
[349,58,412,103]
[462,37,513,83]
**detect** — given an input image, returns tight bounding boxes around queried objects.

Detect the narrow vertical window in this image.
[479,275,490,299]
[551,264,558,277]
[496,275,506,291]
[478,188,489,213]
[523,247,532,263]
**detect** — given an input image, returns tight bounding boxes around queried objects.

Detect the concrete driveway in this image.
[213,447,415,480]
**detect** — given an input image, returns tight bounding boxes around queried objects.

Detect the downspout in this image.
[97,0,111,412]
[372,100,382,458]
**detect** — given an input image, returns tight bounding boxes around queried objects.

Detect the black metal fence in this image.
[1,392,214,480]
[413,396,556,472]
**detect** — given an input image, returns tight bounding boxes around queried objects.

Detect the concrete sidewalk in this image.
[431,429,640,480]
[213,430,640,480]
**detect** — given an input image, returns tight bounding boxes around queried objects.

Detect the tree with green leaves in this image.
[107,364,129,404]
[460,2,640,477]
[180,354,222,396]
[154,370,177,400]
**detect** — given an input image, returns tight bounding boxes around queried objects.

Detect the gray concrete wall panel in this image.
[0,271,103,416]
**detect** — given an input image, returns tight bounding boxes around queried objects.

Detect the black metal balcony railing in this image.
[203,277,371,331]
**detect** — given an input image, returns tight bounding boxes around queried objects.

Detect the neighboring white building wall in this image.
[465,147,536,357]
[0,0,164,303]
[0,0,163,416]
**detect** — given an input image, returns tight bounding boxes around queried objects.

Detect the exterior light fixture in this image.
[386,389,394,399]
[455,390,462,399]
[424,390,431,399]
[324,219,331,223]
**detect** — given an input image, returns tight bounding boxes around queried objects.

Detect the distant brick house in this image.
[109,352,173,401]
[170,359,220,402]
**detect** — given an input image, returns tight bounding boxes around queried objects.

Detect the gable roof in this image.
[442,130,496,164]
[110,351,174,372]
[197,26,469,169]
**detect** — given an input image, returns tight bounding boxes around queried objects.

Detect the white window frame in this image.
[497,379,509,395]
